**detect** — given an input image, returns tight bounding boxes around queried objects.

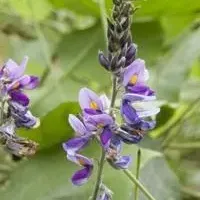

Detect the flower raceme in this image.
[0,56,40,157]
[63,82,159,186]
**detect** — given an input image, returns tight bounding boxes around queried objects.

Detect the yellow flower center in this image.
[90,101,98,110]
[11,82,20,90]
[97,123,104,129]
[78,157,86,166]
[129,74,138,85]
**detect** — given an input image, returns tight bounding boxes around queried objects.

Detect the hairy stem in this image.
[91,149,106,200]
[124,169,156,200]
[91,76,118,200]
[0,101,5,125]
[134,148,141,200]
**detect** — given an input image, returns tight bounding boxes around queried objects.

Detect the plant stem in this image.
[134,148,141,200]
[91,149,106,200]
[124,169,156,200]
[91,76,118,200]
[0,101,5,125]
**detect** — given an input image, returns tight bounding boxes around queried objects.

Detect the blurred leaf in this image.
[138,157,181,200]
[180,79,200,102]
[189,59,200,78]
[0,147,14,188]
[49,0,200,20]
[135,0,200,18]
[156,105,175,128]
[9,0,52,22]
[49,0,100,17]
[18,102,79,150]
[132,20,164,65]
[0,144,161,200]
[155,27,200,102]
[161,15,195,44]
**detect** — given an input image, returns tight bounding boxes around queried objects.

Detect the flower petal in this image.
[118,127,143,144]
[100,94,110,111]
[68,114,88,136]
[62,136,90,155]
[127,84,154,96]
[71,166,93,186]
[84,114,114,131]
[3,56,28,80]
[67,153,93,166]
[8,101,38,128]
[123,93,156,102]
[123,59,146,86]
[113,156,132,169]
[23,76,39,90]
[79,88,103,111]
[100,127,113,149]
[110,135,122,153]
[121,100,140,125]
[138,120,156,131]
[136,107,160,118]
[7,75,30,91]
[9,91,29,106]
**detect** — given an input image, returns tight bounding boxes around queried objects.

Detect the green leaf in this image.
[18,102,80,150]
[155,27,200,102]
[49,0,100,17]
[0,147,14,188]
[132,20,164,65]
[138,157,181,200]
[9,0,52,22]
[0,143,160,200]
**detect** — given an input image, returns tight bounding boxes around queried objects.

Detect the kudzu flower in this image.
[106,135,131,169]
[122,59,154,96]
[8,101,39,129]
[0,56,40,157]
[0,56,39,106]
[97,184,113,200]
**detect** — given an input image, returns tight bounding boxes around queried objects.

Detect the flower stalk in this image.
[134,148,141,200]
[124,169,156,200]
[91,75,118,200]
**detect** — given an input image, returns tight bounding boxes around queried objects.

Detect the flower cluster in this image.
[63,57,159,185]
[0,56,40,157]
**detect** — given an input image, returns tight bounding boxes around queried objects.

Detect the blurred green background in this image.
[0,0,200,199]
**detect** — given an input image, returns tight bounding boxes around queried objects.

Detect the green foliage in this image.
[0,144,161,200]
[18,102,80,150]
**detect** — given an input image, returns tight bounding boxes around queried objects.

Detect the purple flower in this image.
[119,93,159,144]
[8,101,39,129]
[68,114,90,136]
[97,184,113,200]
[79,88,109,115]
[0,57,39,106]
[106,135,132,169]
[121,93,160,128]
[122,59,154,96]
[63,140,93,186]
[118,124,144,144]
[84,114,114,149]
